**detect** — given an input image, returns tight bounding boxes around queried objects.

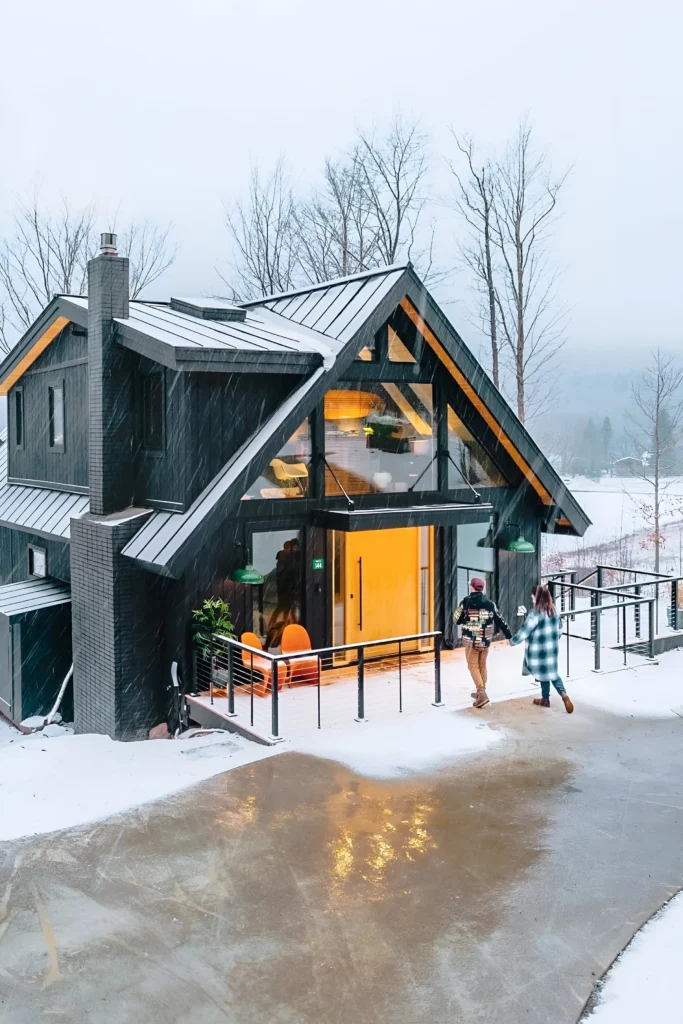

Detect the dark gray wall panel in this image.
[7,325,88,488]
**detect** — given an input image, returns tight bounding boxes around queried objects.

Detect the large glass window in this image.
[325,382,436,495]
[251,529,303,649]
[447,406,507,488]
[455,520,496,622]
[242,419,311,500]
[48,385,64,451]
[387,326,416,363]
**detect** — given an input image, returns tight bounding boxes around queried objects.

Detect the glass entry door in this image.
[251,529,302,649]
[330,527,433,653]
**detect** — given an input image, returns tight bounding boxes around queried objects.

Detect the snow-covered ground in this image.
[0,725,276,843]
[1,642,682,843]
[584,891,683,1022]
[292,711,504,778]
[544,474,683,571]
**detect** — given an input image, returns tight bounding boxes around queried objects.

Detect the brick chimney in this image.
[87,232,132,514]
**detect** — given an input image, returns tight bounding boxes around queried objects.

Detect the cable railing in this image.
[544,563,683,653]
[193,630,442,740]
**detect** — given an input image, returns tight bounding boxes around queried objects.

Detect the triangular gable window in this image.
[387,326,416,363]
[242,419,311,500]
[448,406,507,488]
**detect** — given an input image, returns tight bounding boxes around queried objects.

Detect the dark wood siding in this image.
[7,326,88,490]
[0,526,71,585]
[185,372,296,507]
[132,356,186,509]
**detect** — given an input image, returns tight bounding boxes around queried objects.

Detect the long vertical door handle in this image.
[358,557,363,630]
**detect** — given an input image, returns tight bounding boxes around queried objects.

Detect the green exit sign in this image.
[312,557,325,570]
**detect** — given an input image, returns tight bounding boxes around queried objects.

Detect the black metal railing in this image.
[194,630,442,740]
[544,563,683,657]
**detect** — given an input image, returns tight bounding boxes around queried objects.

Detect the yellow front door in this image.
[343,527,423,647]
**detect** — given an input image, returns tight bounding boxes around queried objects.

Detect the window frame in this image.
[138,371,166,455]
[28,544,47,578]
[13,388,24,450]
[47,380,65,453]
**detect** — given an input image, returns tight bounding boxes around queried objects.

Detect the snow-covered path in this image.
[584,892,683,1022]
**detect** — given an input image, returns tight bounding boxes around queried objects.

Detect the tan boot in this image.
[561,693,574,714]
[473,690,490,708]
[533,697,550,708]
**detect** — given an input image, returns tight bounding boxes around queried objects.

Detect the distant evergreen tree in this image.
[581,419,600,476]
[656,408,680,476]
[600,416,613,470]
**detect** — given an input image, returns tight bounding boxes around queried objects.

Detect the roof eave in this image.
[115,322,323,374]
[0,296,87,392]
[401,267,592,537]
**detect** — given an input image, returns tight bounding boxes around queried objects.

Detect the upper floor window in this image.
[324,382,436,495]
[242,419,311,500]
[140,373,164,452]
[14,389,23,448]
[48,385,64,452]
[447,406,507,488]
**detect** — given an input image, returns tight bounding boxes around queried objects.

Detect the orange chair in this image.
[240,632,288,697]
[281,624,321,687]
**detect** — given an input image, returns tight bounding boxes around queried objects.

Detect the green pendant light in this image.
[507,534,536,554]
[505,522,536,554]
[230,564,265,585]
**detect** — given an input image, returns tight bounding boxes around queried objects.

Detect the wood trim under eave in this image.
[0,317,71,396]
[399,297,553,506]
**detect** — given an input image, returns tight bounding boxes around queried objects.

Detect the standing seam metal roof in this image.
[245,265,408,342]
[122,266,410,573]
[0,577,71,616]
[0,434,89,540]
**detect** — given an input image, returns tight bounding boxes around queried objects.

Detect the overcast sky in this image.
[1,0,681,356]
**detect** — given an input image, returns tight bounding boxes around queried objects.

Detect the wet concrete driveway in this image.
[1,700,682,1023]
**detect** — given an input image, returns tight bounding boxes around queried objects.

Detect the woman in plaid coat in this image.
[510,585,574,713]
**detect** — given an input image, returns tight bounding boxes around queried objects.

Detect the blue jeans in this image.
[541,677,566,700]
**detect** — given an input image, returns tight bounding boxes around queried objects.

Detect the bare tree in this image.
[0,195,176,350]
[492,123,569,423]
[356,116,430,269]
[296,151,379,283]
[0,197,96,336]
[625,350,683,572]
[118,221,177,299]
[0,303,10,357]
[222,159,299,299]
[448,134,500,389]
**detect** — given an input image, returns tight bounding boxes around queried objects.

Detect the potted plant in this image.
[192,598,235,687]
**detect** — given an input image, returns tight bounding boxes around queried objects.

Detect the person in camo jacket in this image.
[454,577,512,708]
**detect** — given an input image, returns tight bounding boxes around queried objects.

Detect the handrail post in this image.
[250,652,254,726]
[634,585,641,638]
[597,565,603,590]
[398,640,403,713]
[432,634,444,707]
[226,642,237,717]
[570,571,576,620]
[622,603,627,665]
[317,657,321,730]
[355,647,366,722]
[672,580,679,631]
[593,599,601,672]
[209,634,215,705]
[270,656,282,741]
[648,599,656,660]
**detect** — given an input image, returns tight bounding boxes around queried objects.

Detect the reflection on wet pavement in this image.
[1,703,683,1024]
